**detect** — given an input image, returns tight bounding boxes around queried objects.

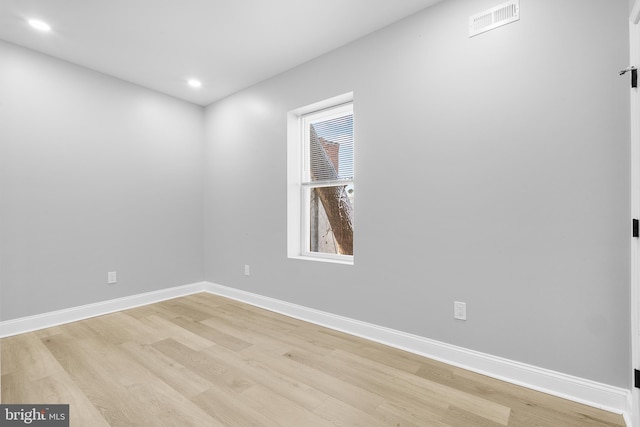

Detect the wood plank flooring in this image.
[1,293,626,426]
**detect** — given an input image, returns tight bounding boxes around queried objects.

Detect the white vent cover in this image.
[469,0,520,37]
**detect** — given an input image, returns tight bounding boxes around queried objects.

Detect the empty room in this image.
[1,0,639,425]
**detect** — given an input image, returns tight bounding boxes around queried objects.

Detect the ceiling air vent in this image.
[469,0,520,37]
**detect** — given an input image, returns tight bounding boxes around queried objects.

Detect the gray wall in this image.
[204,0,631,387]
[0,40,205,320]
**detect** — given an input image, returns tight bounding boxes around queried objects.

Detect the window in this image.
[288,93,354,264]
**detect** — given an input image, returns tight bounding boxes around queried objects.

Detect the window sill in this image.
[289,254,353,266]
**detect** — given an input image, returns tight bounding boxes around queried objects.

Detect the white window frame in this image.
[287,92,354,265]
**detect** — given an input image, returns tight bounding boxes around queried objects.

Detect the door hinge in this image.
[621,66,638,88]
[635,369,640,388]
[634,219,639,238]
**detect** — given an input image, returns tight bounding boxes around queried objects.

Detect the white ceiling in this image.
[0,0,442,106]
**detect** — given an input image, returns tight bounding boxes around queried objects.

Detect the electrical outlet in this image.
[244,265,250,276]
[108,271,117,284]
[454,301,467,321]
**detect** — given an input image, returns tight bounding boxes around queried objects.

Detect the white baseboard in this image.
[626,392,634,427]
[203,282,631,418]
[0,280,631,420]
[0,282,207,338]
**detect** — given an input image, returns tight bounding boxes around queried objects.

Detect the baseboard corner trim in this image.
[203,281,630,416]
[624,392,634,427]
[0,281,208,338]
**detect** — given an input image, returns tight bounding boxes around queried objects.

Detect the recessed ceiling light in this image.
[187,79,202,88]
[28,19,51,32]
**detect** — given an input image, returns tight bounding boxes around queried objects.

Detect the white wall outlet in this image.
[244,264,250,276]
[454,301,467,320]
[107,271,117,284]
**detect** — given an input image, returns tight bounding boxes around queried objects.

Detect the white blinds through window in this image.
[303,103,354,185]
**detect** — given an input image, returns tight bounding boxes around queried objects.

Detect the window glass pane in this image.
[309,185,354,256]
[309,113,354,182]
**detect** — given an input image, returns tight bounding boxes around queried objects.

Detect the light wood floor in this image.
[1,293,626,426]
